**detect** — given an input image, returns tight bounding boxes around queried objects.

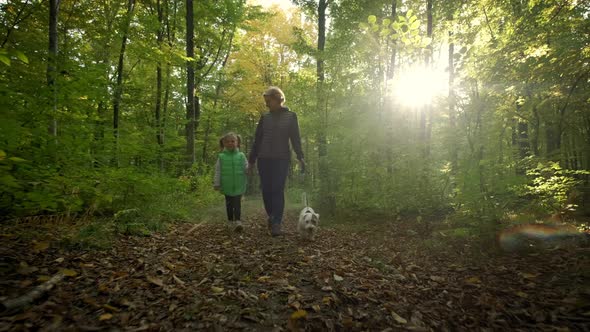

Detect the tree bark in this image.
[47,0,60,139]
[113,0,135,166]
[186,0,196,166]
[155,0,164,169]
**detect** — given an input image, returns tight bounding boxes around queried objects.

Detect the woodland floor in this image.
[1,204,589,331]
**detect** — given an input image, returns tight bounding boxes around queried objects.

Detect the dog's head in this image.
[303,211,320,230]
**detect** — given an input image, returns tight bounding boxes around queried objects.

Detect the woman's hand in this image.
[298,159,306,173]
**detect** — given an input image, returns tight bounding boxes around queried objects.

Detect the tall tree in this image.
[185,0,196,165]
[47,0,59,139]
[113,0,135,165]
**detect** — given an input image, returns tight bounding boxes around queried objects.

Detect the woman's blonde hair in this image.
[263,86,286,105]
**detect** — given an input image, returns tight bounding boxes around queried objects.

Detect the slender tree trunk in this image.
[448,15,458,182]
[186,0,196,166]
[113,0,135,166]
[47,0,60,140]
[316,0,334,212]
[317,0,327,158]
[386,0,397,175]
[155,0,164,170]
[420,0,433,157]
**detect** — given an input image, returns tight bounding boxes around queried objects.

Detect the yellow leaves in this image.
[257,275,271,282]
[516,291,529,298]
[391,311,408,324]
[59,269,78,277]
[519,272,538,280]
[37,275,51,282]
[290,309,307,320]
[322,296,333,305]
[465,276,481,284]
[259,292,269,300]
[99,313,112,321]
[211,286,225,293]
[32,241,49,253]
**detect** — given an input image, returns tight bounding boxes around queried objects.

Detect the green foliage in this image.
[519,160,589,214]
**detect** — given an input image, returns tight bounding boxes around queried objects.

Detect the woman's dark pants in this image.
[257,158,290,227]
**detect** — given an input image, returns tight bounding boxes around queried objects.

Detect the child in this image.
[213,132,248,231]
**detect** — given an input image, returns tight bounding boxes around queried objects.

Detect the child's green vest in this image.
[219,149,247,196]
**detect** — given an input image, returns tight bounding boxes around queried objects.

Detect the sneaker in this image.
[235,220,243,232]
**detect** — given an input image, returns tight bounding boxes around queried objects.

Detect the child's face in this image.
[223,137,237,150]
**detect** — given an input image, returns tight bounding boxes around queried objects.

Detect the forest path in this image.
[1,209,589,331]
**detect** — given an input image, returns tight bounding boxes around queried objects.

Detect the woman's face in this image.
[264,95,281,111]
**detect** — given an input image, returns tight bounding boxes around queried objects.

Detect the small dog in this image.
[297,193,319,240]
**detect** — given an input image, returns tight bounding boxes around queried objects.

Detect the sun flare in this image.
[390,67,447,108]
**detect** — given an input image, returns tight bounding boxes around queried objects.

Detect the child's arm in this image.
[243,153,249,172]
[213,158,221,190]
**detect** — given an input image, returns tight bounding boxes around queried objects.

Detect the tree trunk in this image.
[448,15,457,179]
[420,0,433,157]
[316,0,334,212]
[47,0,60,139]
[113,0,135,166]
[155,0,164,169]
[186,0,196,166]
[317,0,327,158]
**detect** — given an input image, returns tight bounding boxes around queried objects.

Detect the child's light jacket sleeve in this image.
[213,158,221,187]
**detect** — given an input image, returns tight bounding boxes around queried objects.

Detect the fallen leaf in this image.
[146,276,164,287]
[33,241,49,252]
[99,313,113,321]
[211,286,224,293]
[259,292,269,300]
[322,296,333,305]
[465,276,481,284]
[520,272,538,279]
[391,311,407,324]
[60,269,78,277]
[312,304,321,312]
[103,304,120,312]
[516,291,528,298]
[54,257,64,263]
[321,286,333,291]
[37,275,51,282]
[290,310,307,320]
[333,274,343,282]
[172,274,185,286]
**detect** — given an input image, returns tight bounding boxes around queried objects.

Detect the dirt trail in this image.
[1,212,589,331]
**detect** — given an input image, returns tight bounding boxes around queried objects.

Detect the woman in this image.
[248,86,305,237]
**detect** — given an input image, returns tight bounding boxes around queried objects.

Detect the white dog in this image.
[297,193,319,240]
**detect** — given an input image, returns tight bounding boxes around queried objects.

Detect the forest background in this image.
[1,0,589,244]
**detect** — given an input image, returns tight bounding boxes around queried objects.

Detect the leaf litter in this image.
[1,212,589,331]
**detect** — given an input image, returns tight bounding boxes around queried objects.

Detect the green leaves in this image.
[360,11,426,47]
[0,48,29,66]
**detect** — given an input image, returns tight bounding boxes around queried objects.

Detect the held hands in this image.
[247,162,255,175]
[298,159,306,174]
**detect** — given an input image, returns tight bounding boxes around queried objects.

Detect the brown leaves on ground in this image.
[1,213,589,331]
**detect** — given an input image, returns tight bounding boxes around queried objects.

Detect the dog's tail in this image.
[302,192,308,208]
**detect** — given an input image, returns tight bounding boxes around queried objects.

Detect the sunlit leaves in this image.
[359,11,430,48]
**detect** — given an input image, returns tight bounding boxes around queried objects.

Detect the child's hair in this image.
[219,132,241,149]
[263,86,286,105]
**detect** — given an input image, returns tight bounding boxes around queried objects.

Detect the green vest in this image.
[218,149,247,196]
